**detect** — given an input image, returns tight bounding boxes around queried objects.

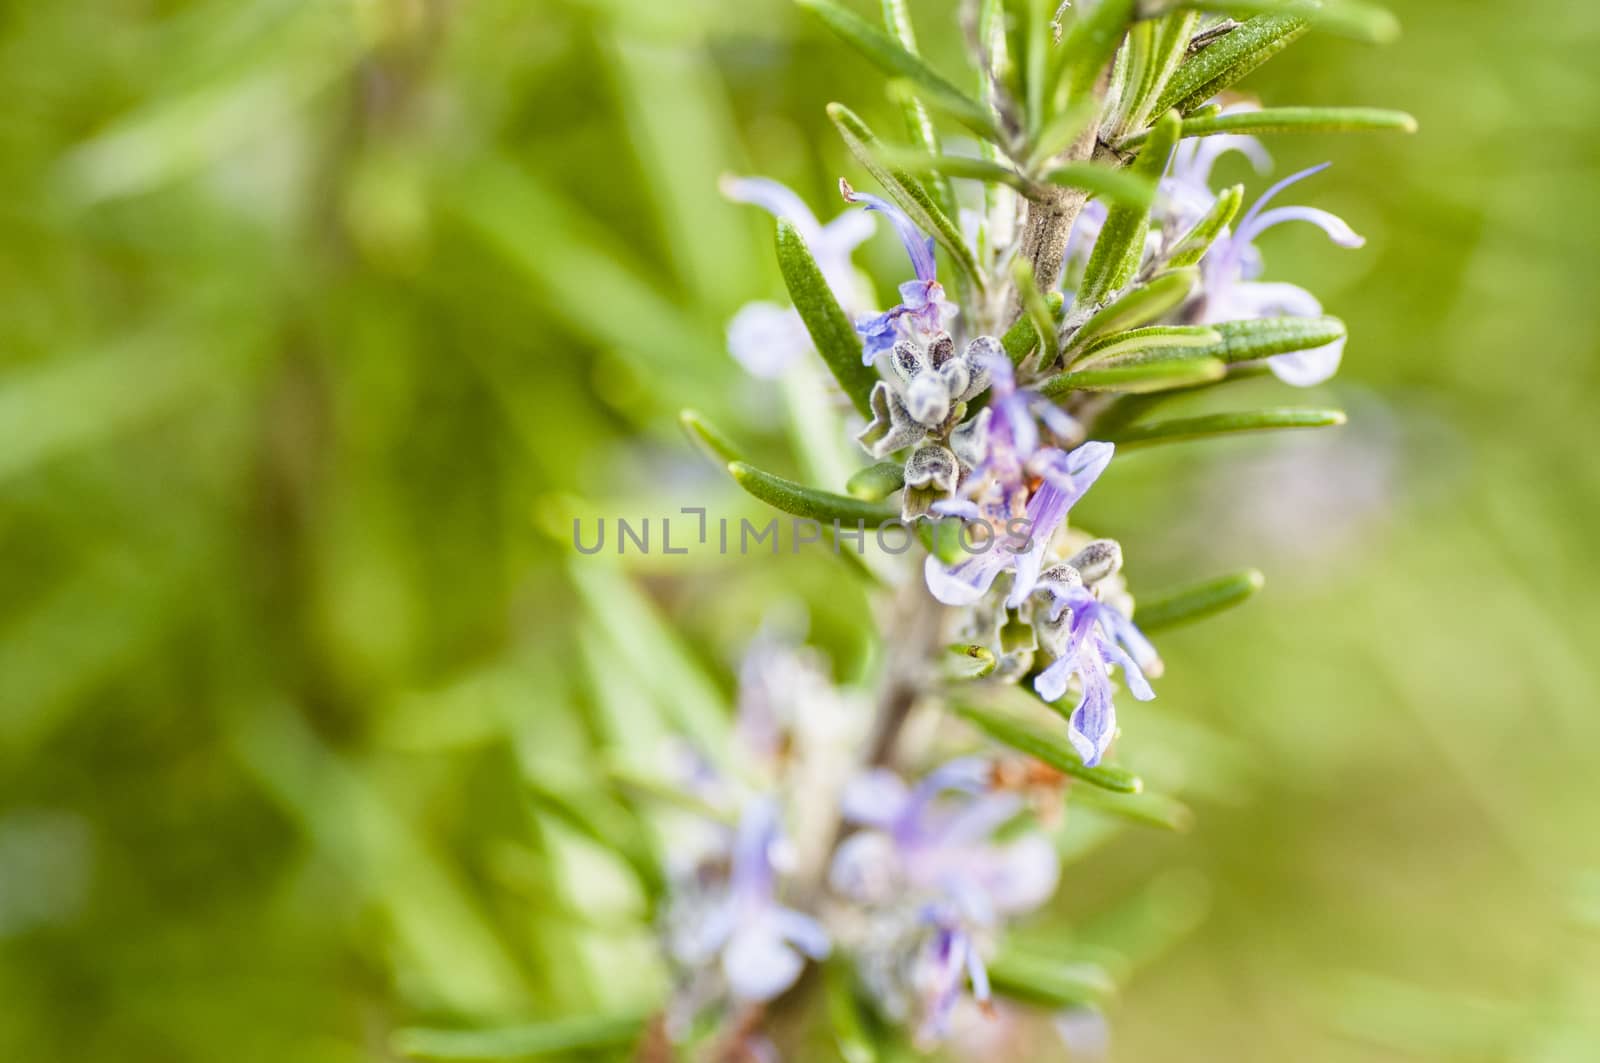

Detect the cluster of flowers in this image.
[672,111,1364,1054]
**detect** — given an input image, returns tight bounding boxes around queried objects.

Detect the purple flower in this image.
[668,797,830,1005]
[829,758,1057,1042]
[841,180,956,362]
[925,359,1112,607]
[1199,163,1365,387]
[1032,585,1161,767]
[1162,107,1272,234]
[722,175,876,377]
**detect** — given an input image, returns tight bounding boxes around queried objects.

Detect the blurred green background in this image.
[3,0,1598,1060]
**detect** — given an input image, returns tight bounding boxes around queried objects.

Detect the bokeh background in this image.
[3,0,1598,1060]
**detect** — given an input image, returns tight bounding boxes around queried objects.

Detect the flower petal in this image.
[841,179,938,282]
[727,301,810,378]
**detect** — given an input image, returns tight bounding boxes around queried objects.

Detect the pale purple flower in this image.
[1199,162,1365,387]
[830,758,1057,1042]
[1163,119,1271,233]
[1033,586,1161,767]
[925,359,1112,607]
[668,797,830,1005]
[841,180,957,362]
[721,175,876,377]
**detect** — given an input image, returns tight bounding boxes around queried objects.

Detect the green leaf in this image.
[828,103,984,293]
[393,1014,649,1059]
[876,143,1032,191]
[1059,0,1138,101]
[1170,0,1400,44]
[1041,354,1226,395]
[881,0,958,221]
[776,219,878,417]
[1135,569,1265,631]
[1078,110,1181,306]
[1012,258,1061,367]
[1167,183,1243,268]
[1120,105,1417,146]
[1043,162,1157,209]
[1195,316,1347,364]
[1154,14,1309,116]
[1116,10,1199,135]
[1071,785,1195,831]
[954,704,1142,793]
[845,460,906,500]
[1108,407,1346,448]
[1070,267,1200,347]
[800,0,1001,142]
[987,948,1117,1008]
[1001,290,1065,366]
[824,958,880,1063]
[1077,324,1222,365]
[728,461,901,526]
[679,409,743,465]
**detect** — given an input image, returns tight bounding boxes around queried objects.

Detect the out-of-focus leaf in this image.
[880,0,958,220]
[1120,105,1417,146]
[828,103,984,293]
[1078,110,1180,306]
[1193,316,1348,363]
[876,144,1031,191]
[1108,407,1346,448]
[1042,354,1226,395]
[1154,13,1309,116]
[728,462,900,526]
[393,1013,651,1059]
[1058,0,1137,100]
[846,461,906,500]
[1167,184,1243,267]
[954,704,1142,793]
[1071,268,1200,347]
[776,220,878,416]
[1043,162,1157,208]
[800,0,1002,142]
[824,958,880,1063]
[987,948,1117,1008]
[678,409,744,465]
[1135,569,1266,631]
[1070,786,1195,831]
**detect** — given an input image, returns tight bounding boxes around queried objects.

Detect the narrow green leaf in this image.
[679,409,743,465]
[1001,290,1065,366]
[393,1014,649,1059]
[955,704,1142,793]
[881,0,958,221]
[824,958,880,1063]
[1041,355,1226,396]
[1012,258,1061,367]
[1154,13,1309,116]
[1118,10,1199,135]
[1070,267,1200,347]
[776,219,877,417]
[876,143,1032,191]
[729,461,900,526]
[1108,407,1346,447]
[800,0,1001,141]
[1078,324,1221,365]
[1078,110,1181,306]
[1195,316,1347,364]
[845,461,906,501]
[1171,0,1399,44]
[987,949,1117,1008]
[1167,183,1243,268]
[1059,0,1138,100]
[1135,569,1265,631]
[1043,162,1156,208]
[1070,785,1195,831]
[828,103,985,293]
[1120,105,1417,146]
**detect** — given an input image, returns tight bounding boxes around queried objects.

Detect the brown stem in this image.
[864,577,944,766]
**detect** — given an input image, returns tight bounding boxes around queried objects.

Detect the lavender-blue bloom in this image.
[670,797,830,1005]
[1199,162,1365,387]
[840,180,956,362]
[1033,585,1162,767]
[722,175,876,377]
[829,758,1057,1042]
[925,358,1112,607]
[1163,119,1271,232]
